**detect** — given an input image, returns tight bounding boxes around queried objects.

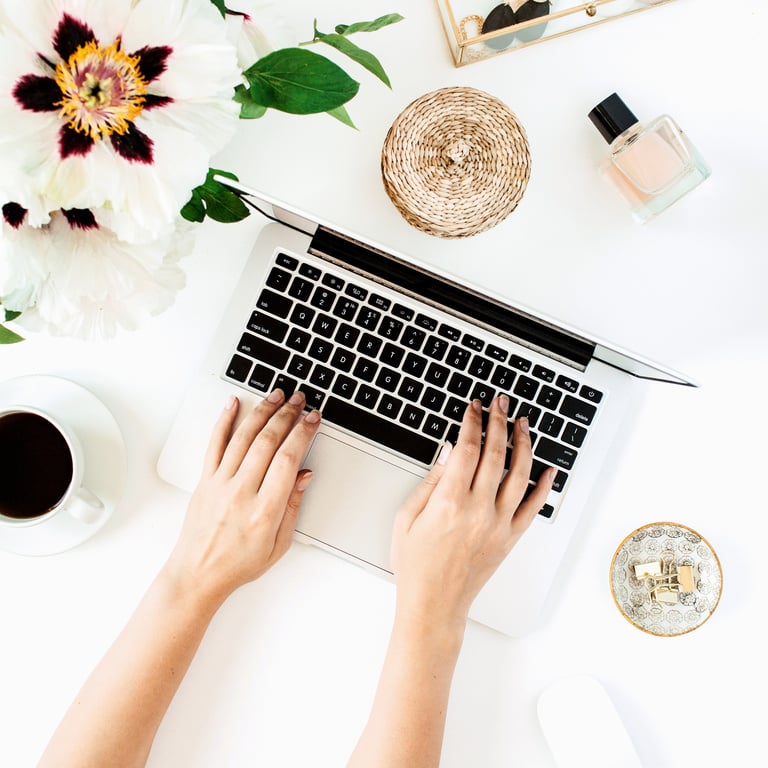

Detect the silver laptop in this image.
[158,181,695,637]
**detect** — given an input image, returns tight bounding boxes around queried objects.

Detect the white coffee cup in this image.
[0,406,105,529]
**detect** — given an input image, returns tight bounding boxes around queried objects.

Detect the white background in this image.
[1,0,766,765]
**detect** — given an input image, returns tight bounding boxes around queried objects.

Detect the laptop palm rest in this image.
[297,433,420,574]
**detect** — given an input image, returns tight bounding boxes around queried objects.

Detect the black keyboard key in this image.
[559,395,597,426]
[377,394,403,419]
[309,364,334,390]
[535,437,578,470]
[486,344,507,362]
[421,387,446,412]
[423,414,449,440]
[468,355,493,380]
[516,402,541,427]
[579,385,603,403]
[510,354,532,372]
[381,342,405,368]
[330,348,355,372]
[447,372,472,397]
[299,263,321,280]
[335,323,360,348]
[443,397,466,422]
[532,364,555,382]
[356,307,381,331]
[287,355,312,379]
[539,504,555,519]
[415,313,438,331]
[539,413,564,438]
[226,354,252,382]
[491,365,515,390]
[402,352,427,377]
[275,374,297,396]
[290,304,315,329]
[556,375,579,393]
[536,385,562,410]
[562,422,588,447]
[307,338,333,363]
[247,311,288,343]
[378,317,404,341]
[248,364,275,392]
[392,303,414,321]
[322,273,344,291]
[333,297,359,320]
[302,386,326,410]
[369,294,391,311]
[532,460,567,492]
[238,333,290,369]
[446,423,461,444]
[398,378,424,402]
[400,404,425,430]
[324,397,439,464]
[376,367,401,392]
[514,375,539,400]
[257,289,292,319]
[401,327,426,351]
[438,323,461,341]
[462,333,484,351]
[266,267,292,292]
[358,333,382,358]
[424,336,448,360]
[332,374,357,399]
[288,276,313,302]
[470,381,495,408]
[286,328,310,353]
[446,345,471,371]
[354,384,380,409]
[310,286,335,311]
[345,283,367,301]
[353,358,378,382]
[312,313,337,338]
[425,362,449,387]
[276,253,298,270]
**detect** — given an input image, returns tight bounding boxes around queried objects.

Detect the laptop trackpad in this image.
[296,433,423,573]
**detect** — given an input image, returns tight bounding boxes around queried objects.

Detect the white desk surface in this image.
[2,1,766,765]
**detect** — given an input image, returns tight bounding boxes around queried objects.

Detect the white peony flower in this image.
[0,0,241,242]
[0,203,190,340]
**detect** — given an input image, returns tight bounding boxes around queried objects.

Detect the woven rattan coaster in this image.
[381,86,531,238]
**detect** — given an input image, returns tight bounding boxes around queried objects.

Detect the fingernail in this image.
[548,467,558,482]
[267,388,284,404]
[225,394,237,410]
[304,409,321,424]
[471,399,482,414]
[437,441,453,465]
[519,416,530,434]
[498,394,509,414]
[296,470,313,492]
[289,391,305,406]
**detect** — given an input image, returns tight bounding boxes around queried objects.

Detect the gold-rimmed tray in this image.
[609,522,722,637]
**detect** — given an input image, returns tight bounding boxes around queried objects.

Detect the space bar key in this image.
[322,397,440,465]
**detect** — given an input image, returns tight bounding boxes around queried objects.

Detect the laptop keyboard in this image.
[224,251,604,520]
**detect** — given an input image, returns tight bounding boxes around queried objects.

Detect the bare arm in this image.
[348,395,556,768]
[38,390,320,768]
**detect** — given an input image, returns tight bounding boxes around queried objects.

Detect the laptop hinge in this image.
[309,226,595,370]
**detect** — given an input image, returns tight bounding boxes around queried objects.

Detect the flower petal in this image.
[109,122,153,163]
[12,74,61,112]
[131,45,172,83]
[59,123,94,158]
[52,12,96,61]
[61,207,98,229]
[2,202,28,229]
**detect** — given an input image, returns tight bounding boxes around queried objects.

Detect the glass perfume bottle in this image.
[588,92,710,223]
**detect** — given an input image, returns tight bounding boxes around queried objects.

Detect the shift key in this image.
[237,332,289,369]
[535,437,578,470]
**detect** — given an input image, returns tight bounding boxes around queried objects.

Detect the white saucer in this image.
[0,375,126,556]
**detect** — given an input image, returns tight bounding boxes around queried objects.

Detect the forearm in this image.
[38,566,223,768]
[348,608,465,768]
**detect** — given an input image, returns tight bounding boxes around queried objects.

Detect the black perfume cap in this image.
[588,93,639,144]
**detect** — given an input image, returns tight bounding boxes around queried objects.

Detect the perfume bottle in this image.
[588,93,710,222]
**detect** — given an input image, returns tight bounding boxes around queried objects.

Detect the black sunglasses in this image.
[481,1,552,49]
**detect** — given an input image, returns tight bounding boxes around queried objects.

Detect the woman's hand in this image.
[391,394,555,631]
[165,389,321,607]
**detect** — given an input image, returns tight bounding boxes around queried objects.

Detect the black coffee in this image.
[0,412,73,519]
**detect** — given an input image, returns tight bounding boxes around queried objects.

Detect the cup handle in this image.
[66,486,106,525]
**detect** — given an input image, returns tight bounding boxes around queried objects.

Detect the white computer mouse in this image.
[537,674,643,768]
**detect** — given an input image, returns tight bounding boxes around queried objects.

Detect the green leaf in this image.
[326,104,357,129]
[313,32,391,88]
[233,84,267,119]
[0,323,24,344]
[244,48,359,115]
[334,14,404,36]
[181,169,250,224]
[4,309,21,322]
[209,0,227,18]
